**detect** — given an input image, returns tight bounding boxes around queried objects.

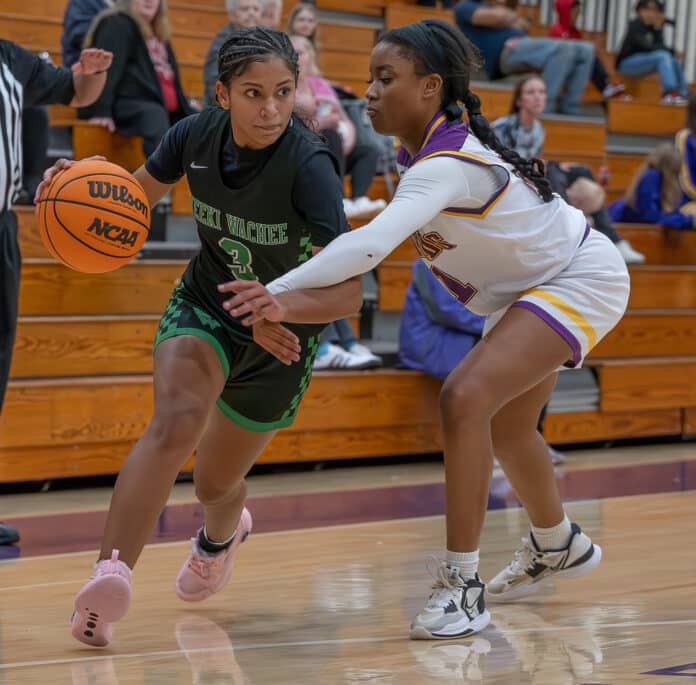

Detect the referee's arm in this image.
[69,48,113,107]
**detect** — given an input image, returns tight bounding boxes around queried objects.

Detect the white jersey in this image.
[394,113,587,316]
[267,112,628,367]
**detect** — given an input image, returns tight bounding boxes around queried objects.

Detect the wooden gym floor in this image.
[1,444,695,684]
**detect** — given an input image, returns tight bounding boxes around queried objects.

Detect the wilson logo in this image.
[87,217,141,247]
[87,181,149,218]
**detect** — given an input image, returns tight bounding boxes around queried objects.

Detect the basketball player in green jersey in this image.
[37,27,362,647]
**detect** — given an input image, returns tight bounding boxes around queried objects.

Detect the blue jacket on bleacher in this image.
[398,260,485,380]
[608,168,694,230]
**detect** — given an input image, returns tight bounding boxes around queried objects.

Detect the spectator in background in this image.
[454,0,594,115]
[675,93,696,203]
[203,0,262,106]
[492,75,645,263]
[80,0,195,156]
[287,3,318,47]
[260,0,283,28]
[314,319,383,370]
[291,35,385,219]
[0,522,19,546]
[61,0,114,68]
[609,143,696,229]
[615,0,688,105]
[549,0,625,100]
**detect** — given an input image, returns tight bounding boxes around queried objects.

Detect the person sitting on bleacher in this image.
[287,3,318,47]
[79,0,195,156]
[454,0,594,115]
[549,0,625,101]
[676,93,696,203]
[203,0,263,106]
[609,143,696,229]
[492,75,645,264]
[615,0,688,105]
[61,0,113,69]
[291,34,386,219]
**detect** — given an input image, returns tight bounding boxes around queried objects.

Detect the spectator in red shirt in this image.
[550,0,625,100]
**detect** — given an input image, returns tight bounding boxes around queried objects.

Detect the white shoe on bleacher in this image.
[343,196,386,219]
[312,343,376,370]
[615,239,646,265]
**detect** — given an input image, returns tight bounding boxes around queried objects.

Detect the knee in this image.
[654,50,672,63]
[147,389,209,455]
[577,42,595,61]
[196,476,246,509]
[439,376,495,424]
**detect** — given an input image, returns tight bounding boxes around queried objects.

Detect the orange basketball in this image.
[37,159,150,273]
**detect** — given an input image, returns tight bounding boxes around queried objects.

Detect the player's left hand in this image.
[72,48,113,75]
[219,280,287,325]
[252,320,301,365]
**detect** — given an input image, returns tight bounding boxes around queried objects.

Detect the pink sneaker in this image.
[71,549,132,647]
[175,508,252,602]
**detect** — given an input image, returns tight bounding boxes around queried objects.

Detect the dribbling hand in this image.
[218,280,287,325]
[34,155,107,205]
[252,320,301,365]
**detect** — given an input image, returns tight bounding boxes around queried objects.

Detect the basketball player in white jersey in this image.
[221,20,630,639]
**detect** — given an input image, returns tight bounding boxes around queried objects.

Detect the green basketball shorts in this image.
[154,283,319,431]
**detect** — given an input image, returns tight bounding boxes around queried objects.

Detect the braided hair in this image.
[217,26,298,88]
[378,20,553,202]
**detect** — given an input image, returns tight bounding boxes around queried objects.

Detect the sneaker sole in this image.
[409,610,491,640]
[487,543,602,603]
[72,574,132,647]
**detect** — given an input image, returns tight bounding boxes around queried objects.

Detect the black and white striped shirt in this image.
[0,40,74,213]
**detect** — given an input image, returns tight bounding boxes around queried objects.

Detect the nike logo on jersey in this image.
[190,162,208,169]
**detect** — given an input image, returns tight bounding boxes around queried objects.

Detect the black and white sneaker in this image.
[410,561,490,640]
[487,523,601,601]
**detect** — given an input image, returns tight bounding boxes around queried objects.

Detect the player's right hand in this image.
[34,155,106,205]
[252,320,301,365]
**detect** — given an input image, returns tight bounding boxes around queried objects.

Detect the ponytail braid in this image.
[463,91,553,202]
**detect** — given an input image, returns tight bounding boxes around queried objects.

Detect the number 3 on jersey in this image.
[219,237,256,280]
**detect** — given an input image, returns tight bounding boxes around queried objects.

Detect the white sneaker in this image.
[661,94,688,105]
[601,83,626,98]
[410,561,490,640]
[344,196,386,218]
[347,342,382,368]
[615,239,646,264]
[487,522,601,601]
[312,343,376,370]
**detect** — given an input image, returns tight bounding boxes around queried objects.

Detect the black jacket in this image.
[616,18,673,68]
[78,12,193,120]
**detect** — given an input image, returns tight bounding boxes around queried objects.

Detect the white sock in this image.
[446,549,479,580]
[531,515,572,551]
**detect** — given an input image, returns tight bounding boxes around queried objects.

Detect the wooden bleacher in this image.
[5,0,696,484]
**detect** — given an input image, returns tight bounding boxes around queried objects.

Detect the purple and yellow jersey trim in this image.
[676,129,696,202]
[397,111,510,218]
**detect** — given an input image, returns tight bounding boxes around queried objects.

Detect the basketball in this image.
[37,159,150,273]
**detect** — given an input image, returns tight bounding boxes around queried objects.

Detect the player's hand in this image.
[252,320,301,365]
[34,155,107,204]
[88,117,116,132]
[72,48,113,75]
[218,280,288,325]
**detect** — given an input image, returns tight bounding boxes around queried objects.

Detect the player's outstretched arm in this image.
[262,156,469,296]
[219,275,362,326]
